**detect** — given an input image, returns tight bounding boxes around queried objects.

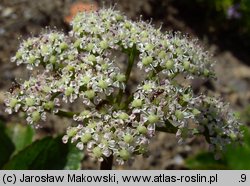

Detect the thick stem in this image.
[100,154,113,170]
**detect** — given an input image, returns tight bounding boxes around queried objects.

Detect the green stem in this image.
[116,45,137,105]
[54,110,77,118]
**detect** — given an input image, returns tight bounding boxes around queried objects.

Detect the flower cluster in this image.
[194,96,242,156]
[5,8,241,164]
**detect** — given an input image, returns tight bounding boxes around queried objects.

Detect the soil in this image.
[0,0,249,169]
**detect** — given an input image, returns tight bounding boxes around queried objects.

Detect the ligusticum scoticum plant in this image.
[5,8,242,166]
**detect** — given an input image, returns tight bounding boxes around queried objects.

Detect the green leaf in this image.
[224,126,250,170]
[186,127,250,170]
[3,136,69,170]
[5,123,34,154]
[185,152,227,170]
[0,121,15,168]
[64,144,84,170]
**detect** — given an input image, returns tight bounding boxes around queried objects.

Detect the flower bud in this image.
[88,54,96,62]
[31,111,41,123]
[93,146,103,158]
[9,98,18,108]
[165,60,174,70]
[137,125,147,134]
[81,133,92,143]
[118,112,129,120]
[85,90,95,99]
[25,98,35,107]
[98,80,108,89]
[124,134,133,144]
[67,127,78,137]
[131,99,142,108]
[148,114,159,124]
[183,61,190,70]
[60,42,68,51]
[65,87,74,96]
[100,41,108,49]
[116,74,126,82]
[44,101,54,110]
[119,149,130,160]
[142,56,153,66]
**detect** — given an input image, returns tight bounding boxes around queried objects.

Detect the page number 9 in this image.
[240,174,246,182]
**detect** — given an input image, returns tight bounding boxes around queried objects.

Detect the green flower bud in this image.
[124,22,131,29]
[145,43,154,51]
[137,125,147,134]
[131,99,143,108]
[80,110,90,117]
[143,84,152,91]
[9,98,18,108]
[142,56,153,66]
[86,43,94,51]
[158,51,167,59]
[41,45,49,54]
[124,134,133,144]
[60,42,68,51]
[32,111,40,123]
[74,39,81,48]
[118,112,129,120]
[67,127,78,137]
[140,31,148,38]
[25,98,35,106]
[49,55,57,64]
[138,145,147,154]
[115,14,124,21]
[87,122,96,129]
[183,61,190,70]
[98,80,108,89]
[165,60,174,70]
[28,56,36,64]
[44,101,54,110]
[65,87,74,96]
[116,74,126,82]
[100,41,108,49]
[68,54,75,61]
[50,33,59,42]
[88,54,96,62]
[82,76,90,84]
[81,133,92,143]
[119,149,130,160]
[148,114,159,124]
[85,90,95,99]
[15,51,22,59]
[93,146,102,158]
